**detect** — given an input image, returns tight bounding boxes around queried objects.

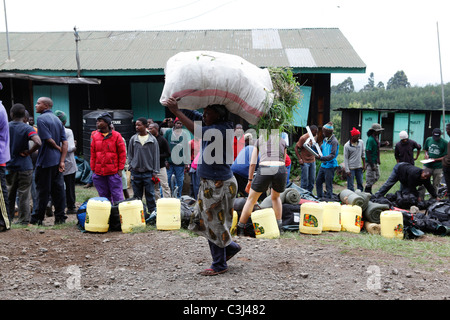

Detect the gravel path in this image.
[1,213,449,306]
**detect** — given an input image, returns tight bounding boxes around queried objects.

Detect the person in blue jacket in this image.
[231,133,259,197]
[315,122,339,199]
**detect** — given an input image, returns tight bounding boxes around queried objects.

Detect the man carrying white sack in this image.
[163,96,241,276]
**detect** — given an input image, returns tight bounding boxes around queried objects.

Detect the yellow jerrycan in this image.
[380,210,404,239]
[85,197,111,233]
[322,202,341,232]
[341,204,362,233]
[300,202,323,235]
[251,208,280,239]
[118,199,146,233]
[156,198,181,230]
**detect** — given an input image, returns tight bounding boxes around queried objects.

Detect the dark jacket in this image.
[128,133,160,173]
[397,163,437,198]
[181,109,234,181]
[394,139,421,165]
[154,134,171,169]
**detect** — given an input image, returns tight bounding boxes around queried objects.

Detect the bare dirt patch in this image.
[1,213,449,304]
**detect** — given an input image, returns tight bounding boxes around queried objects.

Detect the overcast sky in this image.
[1,0,449,91]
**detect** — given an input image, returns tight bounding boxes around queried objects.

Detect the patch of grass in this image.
[280,228,449,267]
[12,220,78,231]
[75,184,99,204]
[318,231,450,265]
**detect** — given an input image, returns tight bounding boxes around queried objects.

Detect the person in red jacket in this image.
[90,112,127,204]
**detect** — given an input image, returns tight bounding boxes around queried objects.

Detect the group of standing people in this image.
[2,92,448,279]
[293,121,446,202]
[90,113,175,216]
[0,97,76,230]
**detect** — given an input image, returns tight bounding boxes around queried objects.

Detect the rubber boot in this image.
[364,186,372,194]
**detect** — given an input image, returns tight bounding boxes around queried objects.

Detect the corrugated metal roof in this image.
[0,28,366,75]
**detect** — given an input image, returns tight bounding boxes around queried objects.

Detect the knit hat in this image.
[399,131,408,140]
[96,112,112,126]
[350,127,360,136]
[54,110,67,124]
[323,122,334,131]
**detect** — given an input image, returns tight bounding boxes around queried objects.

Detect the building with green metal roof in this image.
[0,28,366,153]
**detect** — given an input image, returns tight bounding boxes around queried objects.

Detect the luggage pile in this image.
[230,184,450,240]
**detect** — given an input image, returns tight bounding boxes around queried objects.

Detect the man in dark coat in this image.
[394,130,421,165]
[374,162,438,201]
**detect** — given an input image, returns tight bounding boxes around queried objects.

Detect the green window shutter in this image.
[293,86,311,127]
[361,111,379,145]
[408,113,425,146]
[131,82,165,121]
[33,85,70,126]
[393,113,409,146]
[440,114,450,141]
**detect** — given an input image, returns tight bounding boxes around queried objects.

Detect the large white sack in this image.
[159,51,274,125]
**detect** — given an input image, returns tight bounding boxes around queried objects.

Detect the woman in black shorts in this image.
[236,132,287,236]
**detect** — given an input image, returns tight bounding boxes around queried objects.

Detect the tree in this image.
[386,70,411,90]
[331,77,355,94]
[362,72,375,92]
[376,81,385,90]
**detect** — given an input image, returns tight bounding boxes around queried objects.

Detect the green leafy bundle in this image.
[253,67,302,137]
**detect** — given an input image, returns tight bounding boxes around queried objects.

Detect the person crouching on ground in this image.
[163,97,241,276]
[128,117,160,214]
[90,112,126,204]
[374,162,439,201]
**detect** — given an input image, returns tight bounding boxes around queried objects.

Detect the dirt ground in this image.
[1,212,449,306]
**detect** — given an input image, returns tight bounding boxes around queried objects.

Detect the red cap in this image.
[350,127,360,136]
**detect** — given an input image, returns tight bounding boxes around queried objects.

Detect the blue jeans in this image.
[286,164,291,185]
[346,168,364,191]
[300,161,316,192]
[167,164,185,198]
[131,171,156,213]
[316,166,336,199]
[189,169,200,199]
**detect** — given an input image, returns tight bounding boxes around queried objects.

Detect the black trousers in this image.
[30,165,67,224]
[64,172,76,210]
